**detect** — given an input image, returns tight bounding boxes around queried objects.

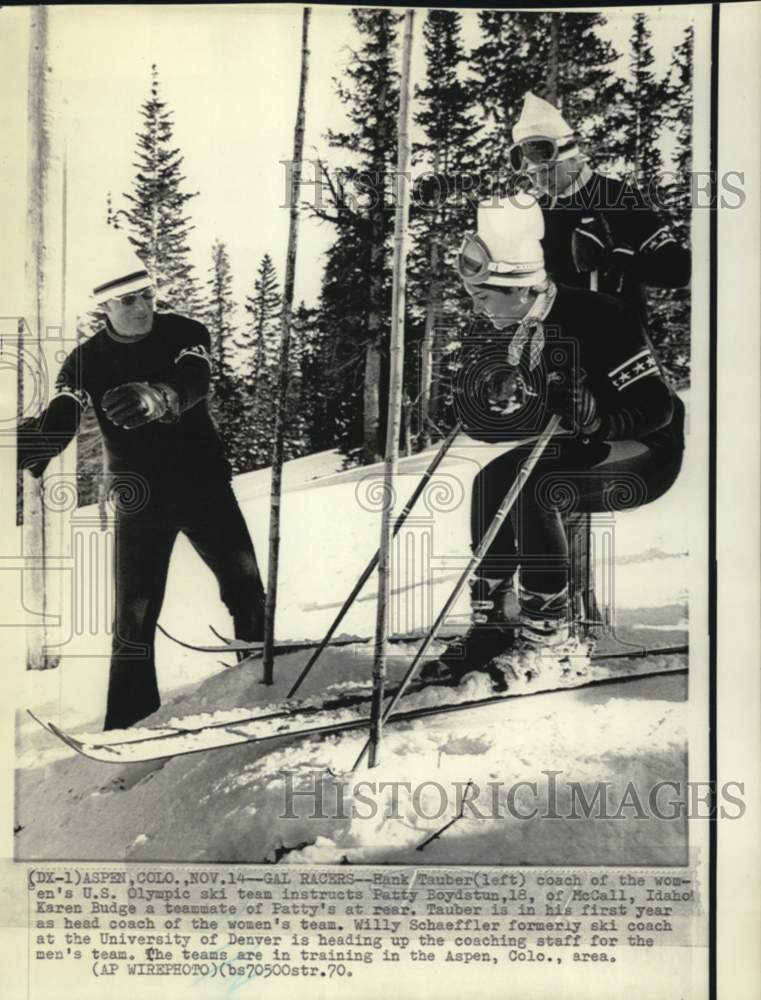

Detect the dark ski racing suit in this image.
[453,285,684,624]
[538,170,691,319]
[18,312,265,730]
[413,168,691,317]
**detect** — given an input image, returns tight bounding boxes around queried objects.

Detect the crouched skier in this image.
[429,196,684,686]
[17,239,266,730]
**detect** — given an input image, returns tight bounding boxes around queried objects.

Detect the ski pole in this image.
[351,413,562,771]
[287,421,462,698]
[575,267,598,629]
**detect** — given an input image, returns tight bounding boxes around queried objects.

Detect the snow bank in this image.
[16,644,687,865]
[16,412,691,864]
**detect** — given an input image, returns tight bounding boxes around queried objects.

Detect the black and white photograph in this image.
[0,3,758,999]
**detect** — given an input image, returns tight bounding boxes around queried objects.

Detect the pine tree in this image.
[76,194,120,509]
[116,65,203,314]
[619,14,665,183]
[469,11,622,170]
[645,24,694,386]
[660,24,693,245]
[241,254,282,467]
[203,239,247,472]
[605,15,692,387]
[314,215,374,464]
[409,8,480,447]
[205,239,236,370]
[539,12,624,168]
[469,10,540,166]
[282,301,314,460]
[244,254,281,410]
[313,8,402,464]
[292,301,333,454]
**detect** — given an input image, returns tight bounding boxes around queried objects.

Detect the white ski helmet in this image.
[458,195,546,288]
[511,92,580,164]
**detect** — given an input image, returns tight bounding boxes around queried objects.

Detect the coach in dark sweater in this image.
[18,240,266,730]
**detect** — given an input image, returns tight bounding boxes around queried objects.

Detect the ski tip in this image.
[44,719,92,758]
[26,709,53,734]
[27,712,91,758]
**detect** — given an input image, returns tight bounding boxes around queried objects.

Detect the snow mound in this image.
[17,651,687,866]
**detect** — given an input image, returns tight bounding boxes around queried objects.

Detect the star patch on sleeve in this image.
[607,349,659,391]
[52,381,91,410]
[639,225,677,255]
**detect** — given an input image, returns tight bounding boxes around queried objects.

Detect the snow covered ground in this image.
[15,401,693,864]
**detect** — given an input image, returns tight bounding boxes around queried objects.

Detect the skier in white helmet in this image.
[413,91,689,332]
[508,92,691,316]
[427,195,684,685]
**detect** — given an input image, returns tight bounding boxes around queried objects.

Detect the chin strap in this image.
[506,281,557,370]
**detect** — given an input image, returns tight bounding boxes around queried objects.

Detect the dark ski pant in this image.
[105,482,265,731]
[471,432,683,612]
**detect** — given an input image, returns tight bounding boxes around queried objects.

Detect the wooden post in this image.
[419,151,440,451]
[367,8,416,768]
[23,6,61,670]
[262,7,311,685]
[353,415,562,772]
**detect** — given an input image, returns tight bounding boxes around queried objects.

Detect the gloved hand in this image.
[571,214,614,275]
[102,382,178,430]
[546,371,601,435]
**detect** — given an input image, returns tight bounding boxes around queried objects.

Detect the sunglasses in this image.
[457,232,542,285]
[114,287,155,307]
[507,135,576,173]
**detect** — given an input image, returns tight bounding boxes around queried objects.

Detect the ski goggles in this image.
[457,232,543,286]
[507,135,579,173]
[114,287,155,307]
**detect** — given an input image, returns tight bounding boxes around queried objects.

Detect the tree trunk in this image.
[249,311,266,451]
[546,14,560,105]
[363,338,383,463]
[418,143,442,451]
[23,6,61,670]
[363,174,388,464]
[362,18,393,465]
[420,232,440,450]
[368,8,415,768]
[262,7,311,684]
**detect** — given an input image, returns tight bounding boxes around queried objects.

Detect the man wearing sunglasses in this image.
[509,92,690,314]
[18,238,266,730]
[426,196,684,685]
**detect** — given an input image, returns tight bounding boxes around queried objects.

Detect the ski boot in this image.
[496,617,593,687]
[420,578,517,690]
[232,591,266,663]
[492,584,593,686]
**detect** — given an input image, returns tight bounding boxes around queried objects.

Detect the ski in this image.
[156,623,439,656]
[160,622,685,662]
[28,645,687,764]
